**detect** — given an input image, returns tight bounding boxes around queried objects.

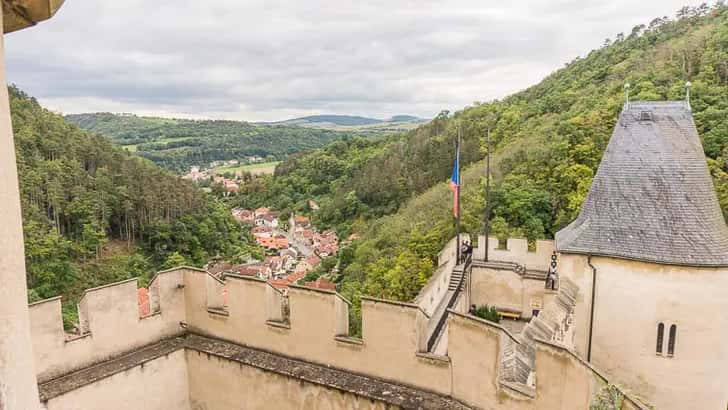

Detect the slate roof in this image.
[555,101,728,267]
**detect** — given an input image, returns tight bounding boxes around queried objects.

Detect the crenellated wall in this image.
[474,236,555,272]
[28,264,650,410]
[415,236,458,315]
[29,267,191,382]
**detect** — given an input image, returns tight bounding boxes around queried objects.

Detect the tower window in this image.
[656,323,664,354]
[667,324,677,356]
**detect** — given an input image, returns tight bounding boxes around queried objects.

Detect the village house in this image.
[256,235,289,251]
[231,208,255,224]
[223,180,239,193]
[252,225,273,238]
[182,166,208,182]
[254,207,270,217]
[293,228,314,245]
[279,248,298,260]
[256,213,279,228]
[313,230,339,257]
[295,255,322,274]
[234,264,272,280]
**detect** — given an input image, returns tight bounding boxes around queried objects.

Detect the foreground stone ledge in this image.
[38,336,185,402]
[38,333,473,410]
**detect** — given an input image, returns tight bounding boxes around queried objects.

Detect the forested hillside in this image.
[236,5,728,329]
[12,87,260,325]
[65,112,354,172]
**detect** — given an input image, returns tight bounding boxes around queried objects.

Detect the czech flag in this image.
[450,143,460,218]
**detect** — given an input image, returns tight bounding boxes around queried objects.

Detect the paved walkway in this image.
[277,228,314,257]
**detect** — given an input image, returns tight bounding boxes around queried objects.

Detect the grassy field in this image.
[213,161,279,175]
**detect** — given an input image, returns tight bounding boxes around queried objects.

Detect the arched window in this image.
[667,324,677,356]
[656,323,664,354]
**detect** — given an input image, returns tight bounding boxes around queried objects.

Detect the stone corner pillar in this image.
[0,5,42,409]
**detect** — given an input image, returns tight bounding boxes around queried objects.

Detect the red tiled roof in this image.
[305,255,322,267]
[138,288,150,317]
[284,271,306,284]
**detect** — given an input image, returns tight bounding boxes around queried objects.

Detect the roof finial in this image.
[685,81,692,110]
[624,82,631,109]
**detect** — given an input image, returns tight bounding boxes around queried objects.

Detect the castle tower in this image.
[0,1,64,408]
[556,101,728,409]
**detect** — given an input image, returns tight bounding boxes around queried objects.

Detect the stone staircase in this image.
[448,268,464,291]
[499,277,579,392]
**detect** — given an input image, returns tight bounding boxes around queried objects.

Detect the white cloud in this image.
[3,0,708,121]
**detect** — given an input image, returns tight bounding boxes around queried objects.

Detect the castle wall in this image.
[27,261,651,410]
[28,268,189,381]
[583,256,728,410]
[415,236,458,316]
[43,349,190,410]
[447,310,644,410]
[0,6,42,408]
[470,265,551,319]
[556,253,594,358]
[474,236,554,271]
[186,350,393,410]
[183,271,452,396]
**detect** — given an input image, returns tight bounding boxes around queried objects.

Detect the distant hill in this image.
[266,114,429,133]
[387,115,423,122]
[65,113,356,173]
[280,115,383,126]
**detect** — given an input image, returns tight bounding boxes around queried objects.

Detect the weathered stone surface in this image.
[38,333,472,410]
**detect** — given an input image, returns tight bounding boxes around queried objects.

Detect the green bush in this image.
[474,305,501,323]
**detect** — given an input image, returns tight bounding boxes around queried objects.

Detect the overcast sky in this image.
[3,0,707,122]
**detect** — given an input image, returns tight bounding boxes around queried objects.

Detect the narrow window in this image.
[668,324,677,356]
[656,323,664,354]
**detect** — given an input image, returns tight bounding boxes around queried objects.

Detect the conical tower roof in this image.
[555,101,728,267]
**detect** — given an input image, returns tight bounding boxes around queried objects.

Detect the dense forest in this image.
[12,88,261,326]
[233,5,728,331]
[65,112,356,172]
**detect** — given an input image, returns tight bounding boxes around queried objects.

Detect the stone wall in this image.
[0,4,42,408]
[27,265,650,410]
[564,255,728,410]
[470,264,553,319]
[186,350,393,410]
[415,236,458,315]
[42,350,190,410]
[28,268,191,381]
[474,236,554,271]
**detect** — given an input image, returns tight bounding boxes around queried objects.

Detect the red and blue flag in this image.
[450,143,460,218]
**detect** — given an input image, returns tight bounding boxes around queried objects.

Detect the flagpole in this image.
[484,128,491,262]
[456,125,462,264]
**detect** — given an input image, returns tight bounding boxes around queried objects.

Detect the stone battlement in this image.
[28,266,647,410]
[474,236,555,272]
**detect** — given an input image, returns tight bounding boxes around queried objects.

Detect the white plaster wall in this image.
[186,350,393,410]
[587,257,728,410]
[557,254,593,358]
[183,272,452,396]
[29,269,189,381]
[43,350,190,410]
[470,266,549,319]
[474,236,554,271]
[0,7,42,408]
[415,236,458,315]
